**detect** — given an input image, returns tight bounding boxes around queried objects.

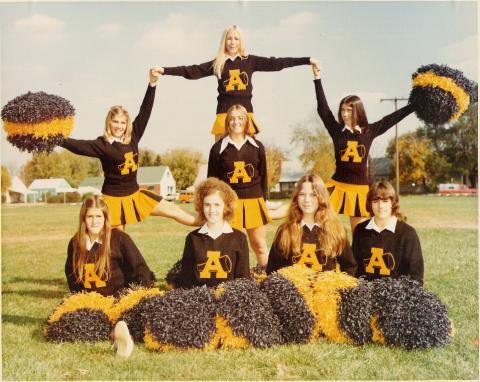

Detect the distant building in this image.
[371,157,392,182]
[5,176,38,203]
[28,178,76,202]
[78,166,176,198]
[271,160,305,197]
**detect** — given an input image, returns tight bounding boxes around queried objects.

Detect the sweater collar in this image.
[301,220,320,231]
[224,55,241,62]
[86,236,103,251]
[365,216,397,233]
[342,125,362,134]
[219,135,259,154]
[198,222,233,239]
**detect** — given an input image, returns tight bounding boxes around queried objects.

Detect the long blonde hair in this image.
[213,25,248,79]
[103,106,133,144]
[72,195,112,284]
[274,174,347,259]
[224,104,252,138]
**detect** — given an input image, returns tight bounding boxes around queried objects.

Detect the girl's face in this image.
[297,182,319,217]
[341,103,353,127]
[371,197,393,220]
[109,113,127,138]
[203,191,225,225]
[225,30,240,56]
[227,110,246,136]
[85,208,105,236]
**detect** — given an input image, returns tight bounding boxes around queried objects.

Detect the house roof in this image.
[79,166,171,188]
[28,178,74,191]
[8,176,37,194]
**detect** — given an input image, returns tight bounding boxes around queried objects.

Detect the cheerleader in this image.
[267,174,357,275]
[65,195,155,297]
[312,64,415,234]
[177,177,251,288]
[352,180,424,284]
[207,104,271,266]
[158,25,319,140]
[61,68,195,229]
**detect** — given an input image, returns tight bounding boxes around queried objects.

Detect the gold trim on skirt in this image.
[231,197,272,230]
[102,189,162,226]
[325,179,370,218]
[211,112,260,135]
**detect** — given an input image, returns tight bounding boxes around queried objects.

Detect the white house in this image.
[5,176,38,203]
[28,178,77,202]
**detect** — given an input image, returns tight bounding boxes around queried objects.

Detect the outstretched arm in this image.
[159,60,214,79]
[370,103,415,137]
[250,55,311,72]
[61,137,104,158]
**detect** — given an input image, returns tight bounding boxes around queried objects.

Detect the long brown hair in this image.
[194,177,237,224]
[274,174,347,259]
[366,180,406,221]
[338,95,368,132]
[103,106,133,144]
[72,195,112,284]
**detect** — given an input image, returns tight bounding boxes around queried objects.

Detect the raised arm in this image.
[131,67,159,142]
[250,55,311,72]
[370,103,415,137]
[312,65,339,136]
[160,60,214,79]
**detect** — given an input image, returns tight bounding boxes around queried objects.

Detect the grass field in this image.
[1,195,479,380]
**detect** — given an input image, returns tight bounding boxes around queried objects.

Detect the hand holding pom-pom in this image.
[2,91,75,153]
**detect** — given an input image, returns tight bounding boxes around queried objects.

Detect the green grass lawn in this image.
[2,195,479,380]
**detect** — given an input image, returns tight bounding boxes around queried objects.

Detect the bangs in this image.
[373,186,395,201]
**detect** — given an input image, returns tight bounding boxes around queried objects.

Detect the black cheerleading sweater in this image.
[61,84,156,197]
[65,229,155,297]
[266,224,357,276]
[314,79,414,185]
[178,228,251,288]
[352,219,424,284]
[207,138,268,200]
[163,55,310,114]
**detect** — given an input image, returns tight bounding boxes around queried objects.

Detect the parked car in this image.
[178,190,194,203]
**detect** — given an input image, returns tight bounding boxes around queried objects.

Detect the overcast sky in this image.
[1,1,477,176]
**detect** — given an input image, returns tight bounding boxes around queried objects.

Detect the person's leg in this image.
[113,321,133,358]
[246,225,269,266]
[349,216,368,235]
[267,202,290,220]
[150,199,197,226]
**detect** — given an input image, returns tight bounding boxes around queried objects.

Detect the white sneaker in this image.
[113,321,134,358]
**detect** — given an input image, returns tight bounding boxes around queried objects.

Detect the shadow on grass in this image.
[2,289,67,299]
[6,277,65,286]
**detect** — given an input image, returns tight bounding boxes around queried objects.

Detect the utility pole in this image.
[380,97,408,195]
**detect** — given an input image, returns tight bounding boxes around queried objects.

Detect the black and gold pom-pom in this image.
[143,286,217,352]
[370,277,453,350]
[44,292,115,342]
[260,265,316,344]
[409,64,475,124]
[112,287,162,342]
[214,278,283,349]
[2,91,75,153]
[250,264,267,284]
[165,259,183,289]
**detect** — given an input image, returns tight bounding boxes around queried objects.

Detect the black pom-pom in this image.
[216,278,283,348]
[45,308,112,342]
[261,273,315,344]
[143,287,217,350]
[1,91,75,123]
[370,277,452,350]
[165,259,183,289]
[409,64,475,124]
[117,295,158,342]
[7,134,66,154]
[338,279,373,345]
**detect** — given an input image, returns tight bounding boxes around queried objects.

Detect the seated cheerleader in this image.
[61,68,195,230]
[207,104,271,266]
[267,174,357,276]
[65,195,155,297]
[352,180,424,284]
[177,177,251,288]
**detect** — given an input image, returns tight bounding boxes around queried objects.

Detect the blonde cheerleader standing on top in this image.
[61,68,195,229]
[158,25,319,140]
[207,104,271,266]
